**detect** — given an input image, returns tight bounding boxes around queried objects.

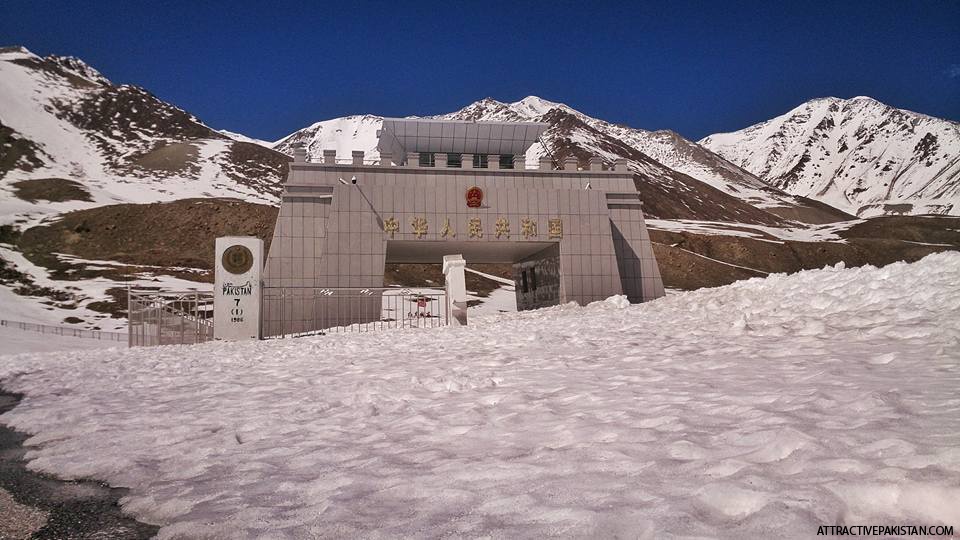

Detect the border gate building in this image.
[262,118,665,335]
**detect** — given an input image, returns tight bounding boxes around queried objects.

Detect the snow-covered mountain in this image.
[700,97,960,217]
[0,46,287,228]
[274,96,850,224]
[441,97,795,206]
[0,46,292,330]
[5,45,956,231]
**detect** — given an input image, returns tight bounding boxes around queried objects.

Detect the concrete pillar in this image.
[352,151,365,165]
[435,152,448,168]
[323,150,337,164]
[488,154,500,170]
[614,158,628,172]
[380,152,393,166]
[563,156,579,171]
[588,156,603,171]
[539,156,553,170]
[443,254,468,326]
[407,152,420,167]
[513,155,526,170]
[293,147,307,163]
[461,153,474,169]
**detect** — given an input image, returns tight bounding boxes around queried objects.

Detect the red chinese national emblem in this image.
[466,186,483,208]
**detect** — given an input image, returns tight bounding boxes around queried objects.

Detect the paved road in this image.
[0,391,159,539]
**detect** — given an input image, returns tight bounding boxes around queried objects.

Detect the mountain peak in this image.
[1,46,111,86]
[807,96,899,114]
[509,96,564,117]
[0,45,37,59]
[800,95,882,108]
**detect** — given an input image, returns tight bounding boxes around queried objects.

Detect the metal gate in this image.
[128,287,449,346]
[127,289,214,347]
[262,287,448,338]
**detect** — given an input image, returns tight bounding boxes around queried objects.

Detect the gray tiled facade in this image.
[263,119,665,334]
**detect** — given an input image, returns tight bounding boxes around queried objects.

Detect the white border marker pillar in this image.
[214,237,263,340]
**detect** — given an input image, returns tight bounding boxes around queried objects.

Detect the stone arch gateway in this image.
[262,118,664,335]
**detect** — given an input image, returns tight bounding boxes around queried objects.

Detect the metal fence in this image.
[262,287,448,338]
[124,287,448,346]
[127,289,214,347]
[0,319,126,342]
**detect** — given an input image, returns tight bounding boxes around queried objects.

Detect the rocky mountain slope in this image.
[700,96,960,217]
[0,46,288,231]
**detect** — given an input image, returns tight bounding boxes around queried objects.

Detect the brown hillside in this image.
[19,198,277,271]
[650,215,960,290]
[16,200,960,298]
[16,199,510,300]
[12,178,93,203]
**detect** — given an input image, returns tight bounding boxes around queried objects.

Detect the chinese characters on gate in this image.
[380,216,562,240]
[379,187,563,240]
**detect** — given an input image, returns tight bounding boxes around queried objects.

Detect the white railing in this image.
[262,287,448,338]
[0,319,126,342]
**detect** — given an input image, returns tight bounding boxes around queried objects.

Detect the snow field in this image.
[0,253,958,538]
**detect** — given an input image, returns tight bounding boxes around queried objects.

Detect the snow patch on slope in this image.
[272,115,383,163]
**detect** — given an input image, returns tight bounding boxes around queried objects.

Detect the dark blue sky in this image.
[3,0,958,142]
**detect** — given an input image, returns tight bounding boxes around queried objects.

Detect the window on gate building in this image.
[500,154,515,169]
[473,154,489,169]
[521,270,529,293]
[447,153,462,168]
[419,152,436,167]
